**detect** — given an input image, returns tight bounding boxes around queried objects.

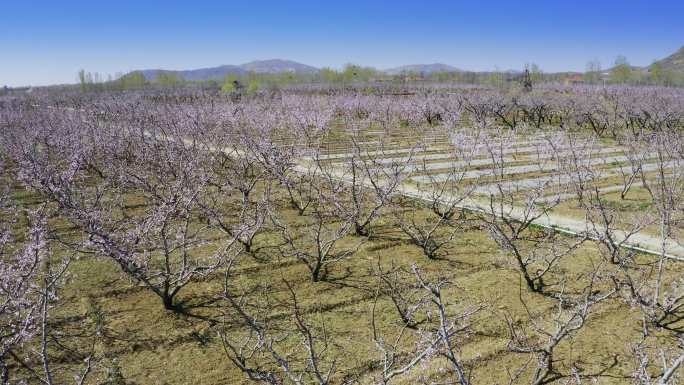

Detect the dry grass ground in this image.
[6,170,683,385]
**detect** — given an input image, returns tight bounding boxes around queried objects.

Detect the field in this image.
[2,83,684,384]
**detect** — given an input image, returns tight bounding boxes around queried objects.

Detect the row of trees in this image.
[150,81,684,139]
[73,55,684,95]
[584,56,684,86]
[77,69,146,92]
[1,86,684,383]
[75,64,382,94]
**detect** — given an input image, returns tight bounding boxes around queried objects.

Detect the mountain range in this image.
[135,60,462,81]
[139,59,319,81]
[132,46,684,81]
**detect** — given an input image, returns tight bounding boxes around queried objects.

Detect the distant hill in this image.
[650,46,684,72]
[384,63,460,75]
[139,65,247,82]
[136,59,319,81]
[129,49,684,84]
[240,59,318,74]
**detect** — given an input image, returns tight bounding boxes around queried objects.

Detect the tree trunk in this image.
[1,358,8,385]
[311,262,322,282]
[162,293,176,311]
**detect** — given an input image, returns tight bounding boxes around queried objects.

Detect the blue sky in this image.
[2,0,683,87]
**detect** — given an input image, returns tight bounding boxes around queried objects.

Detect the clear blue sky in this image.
[2,0,683,87]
